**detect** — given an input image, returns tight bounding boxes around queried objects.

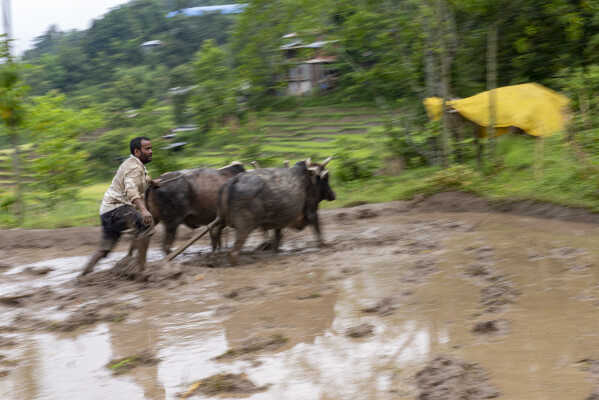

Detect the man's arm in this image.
[124,169,153,226]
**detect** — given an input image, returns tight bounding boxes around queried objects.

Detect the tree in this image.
[0,35,28,223]
[191,40,239,132]
[26,94,103,207]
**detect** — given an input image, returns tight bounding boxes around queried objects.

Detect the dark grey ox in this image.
[145,162,245,254]
[214,158,335,264]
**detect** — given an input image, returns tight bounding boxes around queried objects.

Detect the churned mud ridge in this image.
[412,191,599,224]
[106,351,159,375]
[472,319,510,336]
[415,355,500,399]
[576,359,599,399]
[360,297,397,316]
[178,373,267,398]
[345,323,375,338]
[6,301,134,333]
[213,334,288,360]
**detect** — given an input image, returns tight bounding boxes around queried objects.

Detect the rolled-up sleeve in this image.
[124,168,143,203]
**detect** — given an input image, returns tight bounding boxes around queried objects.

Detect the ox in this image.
[145,162,245,255]
[214,158,335,264]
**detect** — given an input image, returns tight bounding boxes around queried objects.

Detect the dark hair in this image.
[130,136,150,155]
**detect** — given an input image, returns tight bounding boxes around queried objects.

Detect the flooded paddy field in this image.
[0,192,598,400]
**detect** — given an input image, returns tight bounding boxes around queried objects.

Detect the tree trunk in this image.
[9,129,23,225]
[487,21,498,167]
[424,2,437,98]
[439,0,451,167]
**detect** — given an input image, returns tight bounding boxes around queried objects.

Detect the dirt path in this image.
[1,193,599,399]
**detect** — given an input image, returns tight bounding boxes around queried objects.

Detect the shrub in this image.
[425,164,480,191]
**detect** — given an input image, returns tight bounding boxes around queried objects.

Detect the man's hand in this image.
[133,198,153,226]
[140,208,153,226]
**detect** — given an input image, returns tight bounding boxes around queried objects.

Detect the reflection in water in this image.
[0,325,143,400]
[108,314,165,399]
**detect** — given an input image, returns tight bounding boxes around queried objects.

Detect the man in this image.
[81,136,154,276]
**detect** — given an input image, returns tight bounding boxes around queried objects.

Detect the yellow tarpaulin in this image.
[423,83,570,137]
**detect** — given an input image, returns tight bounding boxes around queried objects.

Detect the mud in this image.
[107,351,160,375]
[180,373,266,398]
[471,320,510,336]
[213,334,288,360]
[345,323,375,338]
[360,297,397,316]
[1,194,599,399]
[415,355,500,399]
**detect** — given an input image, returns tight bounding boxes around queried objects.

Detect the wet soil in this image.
[415,355,500,399]
[1,192,599,399]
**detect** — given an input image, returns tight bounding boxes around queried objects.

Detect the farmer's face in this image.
[135,140,152,164]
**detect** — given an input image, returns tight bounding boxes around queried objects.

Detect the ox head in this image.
[306,157,335,202]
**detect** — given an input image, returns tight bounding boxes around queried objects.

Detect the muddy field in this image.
[1,192,599,400]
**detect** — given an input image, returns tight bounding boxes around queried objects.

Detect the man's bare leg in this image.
[81,249,109,276]
[135,235,150,270]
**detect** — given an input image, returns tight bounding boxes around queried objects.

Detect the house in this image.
[280,33,338,96]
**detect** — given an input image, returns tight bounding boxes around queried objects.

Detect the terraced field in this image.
[186,106,389,167]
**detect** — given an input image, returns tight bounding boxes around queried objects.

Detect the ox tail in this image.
[165,217,221,262]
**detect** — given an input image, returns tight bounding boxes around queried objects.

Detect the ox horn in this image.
[320,170,329,178]
[283,160,290,168]
[321,156,333,168]
[305,158,312,167]
[219,160,243,170]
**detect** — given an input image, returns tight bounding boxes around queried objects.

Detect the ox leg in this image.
[229,229,250,265]
[272,229,283,252]
[308,212,324,247]
[209,227,219,252]
[212,223,225,252]
[255,229,273,252]
[162,224,178,255]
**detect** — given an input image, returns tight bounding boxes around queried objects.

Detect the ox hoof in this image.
[254,241,274,252]
[227,253,239,266]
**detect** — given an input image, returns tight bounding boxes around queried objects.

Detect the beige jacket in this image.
[99,155,150,215]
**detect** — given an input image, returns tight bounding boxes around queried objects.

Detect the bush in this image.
[425,165,480,192]
[333,137,379,182]
[335,153,378,182]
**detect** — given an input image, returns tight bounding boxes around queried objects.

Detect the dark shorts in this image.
[99,205,148,251]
